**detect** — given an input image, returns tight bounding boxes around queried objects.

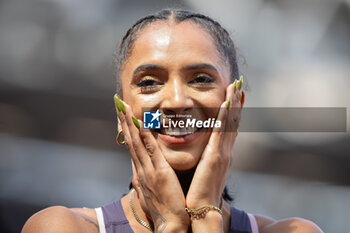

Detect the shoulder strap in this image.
[97,201,257,233]
[247,213,259,233]
[230,206,256,233]
[96,200,134,233]
[95,207,107,233]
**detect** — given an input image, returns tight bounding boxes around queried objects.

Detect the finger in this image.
[226,81,241,134]
[123,102,154,170]
[209,82,233,142]
[233,75,245,109]
[114,94,142,170]
[232,77,244,130]
[131,161,141,190]
[200,83,233,164]
[131,161,148,208]
[139,122,170,169]
[222,79,244,152]
[115,95,168,172]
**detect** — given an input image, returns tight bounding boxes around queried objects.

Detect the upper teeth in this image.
[161,127,196,136]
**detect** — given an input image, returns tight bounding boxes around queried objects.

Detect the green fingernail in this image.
[132,116,140,129]
[119,101,126,114]
[114,96,126,114]
[226,96,231,110]
[116,106,120,119]
[238,75,243,90]
[233,80,237,93]
[114,96,121,112]
[237,80,242,91]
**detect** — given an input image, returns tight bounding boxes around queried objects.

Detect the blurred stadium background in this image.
[0,0,349,232]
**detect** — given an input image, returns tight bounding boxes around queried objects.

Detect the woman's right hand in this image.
[114,95,190,233]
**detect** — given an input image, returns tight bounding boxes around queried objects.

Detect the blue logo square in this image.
[143,110,161,129]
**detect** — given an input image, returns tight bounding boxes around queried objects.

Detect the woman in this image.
[22,9,323,233]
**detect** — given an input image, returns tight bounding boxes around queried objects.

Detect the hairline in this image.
[116,18,232,96]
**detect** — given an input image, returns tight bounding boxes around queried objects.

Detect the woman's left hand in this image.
[186,81,243,224]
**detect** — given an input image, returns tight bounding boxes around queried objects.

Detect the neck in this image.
[175,166,196,197]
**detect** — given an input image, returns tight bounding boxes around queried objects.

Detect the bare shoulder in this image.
[254,215,323,233]
[21,206,99,233]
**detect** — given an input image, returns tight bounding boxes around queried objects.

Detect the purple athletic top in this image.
[96,200,255,233]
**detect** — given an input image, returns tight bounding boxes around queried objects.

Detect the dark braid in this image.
[116,9,237,203]
[113,9,240,96]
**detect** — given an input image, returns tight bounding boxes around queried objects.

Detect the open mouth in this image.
[154,126,202,137]
[154,125,204,145]
[159,127,201,136]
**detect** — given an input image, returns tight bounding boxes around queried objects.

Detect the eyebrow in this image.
[183,63,219,75]
[132,63,220,78]
[133,64,165,77]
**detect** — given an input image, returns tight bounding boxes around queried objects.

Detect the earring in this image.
[116,129,125,145]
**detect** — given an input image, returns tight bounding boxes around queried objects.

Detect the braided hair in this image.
[117,9,236,203]
[114,8,240,96]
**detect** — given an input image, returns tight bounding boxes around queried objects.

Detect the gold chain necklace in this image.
[129,188,154,232]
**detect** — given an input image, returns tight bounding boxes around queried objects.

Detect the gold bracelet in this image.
[185,205,222,219]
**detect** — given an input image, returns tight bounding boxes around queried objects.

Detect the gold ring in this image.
[116,129,125,145]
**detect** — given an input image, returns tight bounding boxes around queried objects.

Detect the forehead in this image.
[122,21,229,77]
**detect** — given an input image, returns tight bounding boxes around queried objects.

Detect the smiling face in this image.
[120,21,231,171]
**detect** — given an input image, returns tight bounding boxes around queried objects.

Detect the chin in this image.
[160,146,202,171]
[154,129,210,171]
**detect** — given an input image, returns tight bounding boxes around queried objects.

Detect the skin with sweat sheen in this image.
[120,21,231,171]
[20,10,324,233]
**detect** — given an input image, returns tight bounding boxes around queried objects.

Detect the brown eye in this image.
[136,76,163,92]
[189,75,214,84]
[137,79,159,87]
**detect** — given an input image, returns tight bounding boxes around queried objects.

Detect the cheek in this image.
[197,88,226,106]
[196,88,227,120]
[130,93,162,119]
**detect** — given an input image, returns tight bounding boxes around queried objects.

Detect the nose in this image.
[161,77,194,115]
